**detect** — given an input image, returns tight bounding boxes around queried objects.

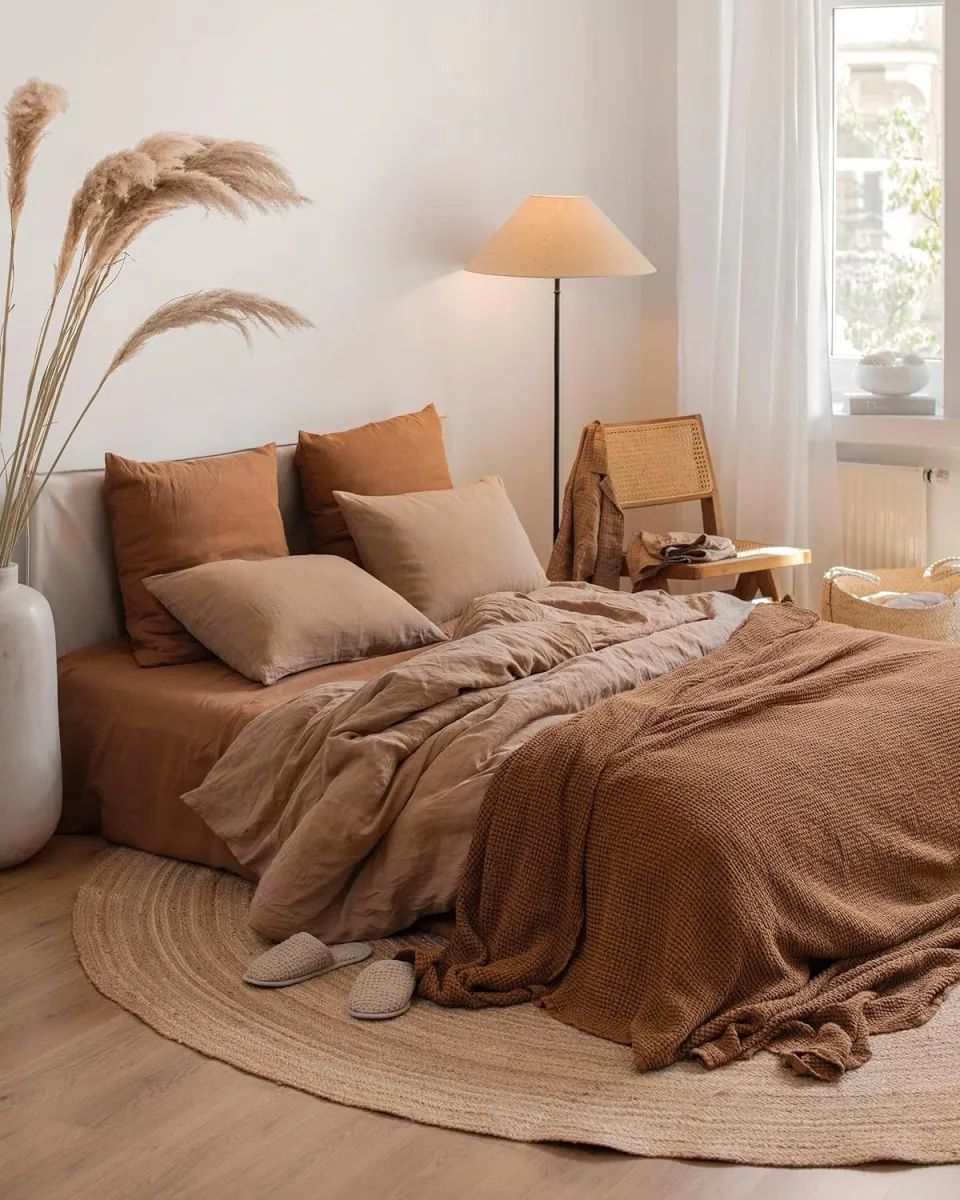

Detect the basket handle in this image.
[822,566,880,622]
[924,558,960,581]
[823,566,880,584]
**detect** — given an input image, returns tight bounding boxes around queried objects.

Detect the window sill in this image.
[833,413,960,451]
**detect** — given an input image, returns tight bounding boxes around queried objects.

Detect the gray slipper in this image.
[244,932,371,988]
[348,959,416,1020]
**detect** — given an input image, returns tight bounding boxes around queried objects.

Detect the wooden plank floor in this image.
[2,837,959,1200]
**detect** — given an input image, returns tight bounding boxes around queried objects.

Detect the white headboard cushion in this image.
[26,444,310,658]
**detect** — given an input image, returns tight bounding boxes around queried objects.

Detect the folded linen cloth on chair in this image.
[626,532,737,583]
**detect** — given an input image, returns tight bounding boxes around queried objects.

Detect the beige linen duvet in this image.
[184,584,751,942]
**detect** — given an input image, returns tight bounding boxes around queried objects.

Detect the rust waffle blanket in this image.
[408,604,960,1081]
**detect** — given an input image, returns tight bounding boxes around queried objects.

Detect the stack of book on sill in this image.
[845,393,937,417]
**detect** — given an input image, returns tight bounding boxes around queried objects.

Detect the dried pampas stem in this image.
[0,264,113,558]
[183,139,310,212]
[84,171,247,280]
[0,76,312,566]
[1,80,67,464]
[55,149,159,290]
[5,79,68,230]
[134,132,206,172]
[107,289,313,372]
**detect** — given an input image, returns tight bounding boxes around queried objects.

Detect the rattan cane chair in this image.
[605,415,811,601]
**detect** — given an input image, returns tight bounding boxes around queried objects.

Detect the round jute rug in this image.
[73,848,960,1167]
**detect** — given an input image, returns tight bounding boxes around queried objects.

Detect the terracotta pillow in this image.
[295,405,452,561]
[143,555,446,685]
[334,476,549,624]
[104,445,289,667]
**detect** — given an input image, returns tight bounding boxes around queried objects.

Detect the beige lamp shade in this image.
[466,195,656,279]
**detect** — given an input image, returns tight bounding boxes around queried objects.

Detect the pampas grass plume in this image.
[107,289,313,376]
[56,149,159,289]
[5,79,67,229]
[185,138,310,212]
[84,171,248,280]
[135,132,206,172]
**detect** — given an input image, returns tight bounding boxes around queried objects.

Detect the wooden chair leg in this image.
[734,574,760,601]
[754,570,782,602]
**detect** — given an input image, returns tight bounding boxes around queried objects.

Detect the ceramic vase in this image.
[0,564,61,868]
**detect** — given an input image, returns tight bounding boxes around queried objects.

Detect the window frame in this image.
[818,0,954,416]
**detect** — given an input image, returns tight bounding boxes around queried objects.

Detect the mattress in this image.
[58,636,440,877]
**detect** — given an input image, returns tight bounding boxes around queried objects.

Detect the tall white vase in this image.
[0,564,61,868]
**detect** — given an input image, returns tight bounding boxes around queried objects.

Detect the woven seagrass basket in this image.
[822,560,960,643]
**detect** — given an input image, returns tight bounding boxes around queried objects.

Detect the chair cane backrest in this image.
[602,415,724,535]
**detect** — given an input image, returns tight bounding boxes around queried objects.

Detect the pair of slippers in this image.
[243,931,415,1020]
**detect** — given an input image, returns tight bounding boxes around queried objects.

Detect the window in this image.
[821,1,956,415]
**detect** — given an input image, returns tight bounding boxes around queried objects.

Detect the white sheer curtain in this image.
[676,0,841,607]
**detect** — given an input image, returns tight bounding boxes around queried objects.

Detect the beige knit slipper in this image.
[348,959,416,1020]
[243,932,372,988]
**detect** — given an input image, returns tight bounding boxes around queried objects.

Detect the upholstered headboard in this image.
[22,444,310,658]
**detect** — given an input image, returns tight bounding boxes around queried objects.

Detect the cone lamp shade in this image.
[466,195,656,279]
[466,196,655,540]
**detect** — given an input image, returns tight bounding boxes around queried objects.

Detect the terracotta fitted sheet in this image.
[58,636,439,877]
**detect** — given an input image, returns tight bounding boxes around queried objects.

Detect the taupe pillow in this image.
[334,476,548,624]
[143,555,446,685]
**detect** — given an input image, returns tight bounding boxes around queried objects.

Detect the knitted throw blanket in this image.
[409,605,960,1081]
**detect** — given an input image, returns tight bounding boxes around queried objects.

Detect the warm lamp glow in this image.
[466,195,656,280]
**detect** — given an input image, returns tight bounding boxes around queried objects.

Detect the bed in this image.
[33,442,960,1079]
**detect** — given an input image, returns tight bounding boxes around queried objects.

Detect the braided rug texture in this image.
[73,848,960,1167]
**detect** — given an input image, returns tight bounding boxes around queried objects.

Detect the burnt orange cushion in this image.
[104,444,289,667]
[295,405,452,561]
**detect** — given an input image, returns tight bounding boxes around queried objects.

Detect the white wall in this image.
[0,0,658,560]
[636,0,679,415]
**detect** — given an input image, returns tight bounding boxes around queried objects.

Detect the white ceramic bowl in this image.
[855,353,930,397]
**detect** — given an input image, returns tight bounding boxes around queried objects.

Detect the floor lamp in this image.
[465,195,655,540]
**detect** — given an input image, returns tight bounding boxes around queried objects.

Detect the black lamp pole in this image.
[553,277,562,542]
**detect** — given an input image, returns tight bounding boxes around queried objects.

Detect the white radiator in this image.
[838,463,929,570]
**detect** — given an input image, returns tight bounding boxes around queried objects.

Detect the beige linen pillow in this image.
[143,555,446,685]
[334,476,548,624]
